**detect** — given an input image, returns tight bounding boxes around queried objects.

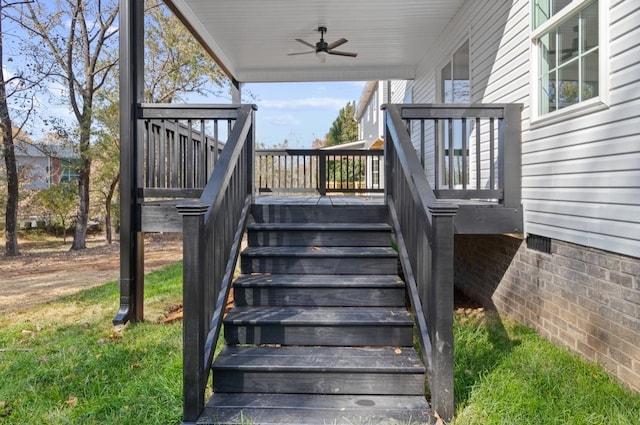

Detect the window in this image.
[441,40,470,103]
[60,158,81,183]
[439,41,470,187]
[532,0,605,119]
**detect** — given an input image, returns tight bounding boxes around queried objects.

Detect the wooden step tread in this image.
[241,246,397,257]
[247,222,391,231]
[224,306,413,326]
[233,274,404,288]
[198,393,433,424]
[214,346,425,373]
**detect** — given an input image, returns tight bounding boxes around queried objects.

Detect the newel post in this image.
[429,201,458,422]
[177,201,209,423]
[318,151,327,196]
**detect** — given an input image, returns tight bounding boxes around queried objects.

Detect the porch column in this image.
[231,79,242,103]
[114,0,145,325]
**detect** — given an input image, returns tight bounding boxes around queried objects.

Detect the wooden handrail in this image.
[177,104,256,422]
[384,104,457,422]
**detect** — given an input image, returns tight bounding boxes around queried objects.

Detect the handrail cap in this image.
[428,201,459,216]
[176,200,209,216]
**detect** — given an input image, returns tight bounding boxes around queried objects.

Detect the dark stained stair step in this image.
[240,246,398,275]
[198,393,433,424]
[247,222,392,247]
[224,306,414,346]
[250,204,388,224]
[212,346,425,395]
[233,274,406,307]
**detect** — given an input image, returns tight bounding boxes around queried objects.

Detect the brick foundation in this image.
[454,234,640,392]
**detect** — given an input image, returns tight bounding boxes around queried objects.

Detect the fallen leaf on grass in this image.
[65,396,78,407]
[0,401,11,417]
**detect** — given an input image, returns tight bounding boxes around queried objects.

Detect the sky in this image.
[239,81,365,149]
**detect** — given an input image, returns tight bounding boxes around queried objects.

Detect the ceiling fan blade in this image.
[328,50,358,57]
[295,39,316,49]
[288,51,315,56]
[327,38,348,50]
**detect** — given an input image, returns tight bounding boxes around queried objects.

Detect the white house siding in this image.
[404,0,640,391]
[407,0,640,259]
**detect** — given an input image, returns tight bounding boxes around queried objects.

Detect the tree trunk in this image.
[105,173,119,244]
[0,10,20,257]
[70,114,92,251]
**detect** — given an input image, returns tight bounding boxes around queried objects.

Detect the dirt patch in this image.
[0,234,182,315]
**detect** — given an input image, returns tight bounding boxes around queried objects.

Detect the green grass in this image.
[1,263,638,424]
[451,308,640,424]
[0,263,184,425]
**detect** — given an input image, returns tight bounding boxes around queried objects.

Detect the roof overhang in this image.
[163,0,466,83]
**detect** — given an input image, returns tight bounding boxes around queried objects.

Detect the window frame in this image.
[530,0,609,127]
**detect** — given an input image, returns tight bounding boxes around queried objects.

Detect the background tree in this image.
[1,0,50,256]
[18,0,119,250]
[325,101,358,147]
[37,182,77,243]
[91,99,119,243]
[88,0,228,245]
[144,0,227,103]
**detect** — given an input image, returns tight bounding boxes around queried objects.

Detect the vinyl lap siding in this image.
[525,0,640,258]
[408,0,639,258]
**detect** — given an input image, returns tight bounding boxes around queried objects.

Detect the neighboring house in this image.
[393,0,639,391]
[14,141,79,190]
[354,80,386,150]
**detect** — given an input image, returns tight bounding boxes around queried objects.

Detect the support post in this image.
[501,104,522,209]
[318,151,327,196]
[231,79,242,104]
[177,202,209,423]
[114,0,145,325]
[429,201,458,422]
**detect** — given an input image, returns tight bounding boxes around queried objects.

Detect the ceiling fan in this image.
[288,26,357,62]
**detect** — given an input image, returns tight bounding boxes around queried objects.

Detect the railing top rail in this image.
[385,103,523,120]
[256,148,383,155]
[139,103,257,120]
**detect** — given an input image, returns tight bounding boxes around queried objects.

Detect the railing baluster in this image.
[461,117,467,189]
[489,117,495,190]
[476,117,481,191]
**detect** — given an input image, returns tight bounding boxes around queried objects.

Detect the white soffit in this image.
[164,0,466,83]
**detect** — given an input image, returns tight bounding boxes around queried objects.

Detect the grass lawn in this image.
[1,263,638,424]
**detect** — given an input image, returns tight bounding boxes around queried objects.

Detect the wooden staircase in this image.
[197,202,433,424]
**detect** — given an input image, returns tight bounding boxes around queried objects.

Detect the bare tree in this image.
[1,0,49,256]
[18,0,118,250]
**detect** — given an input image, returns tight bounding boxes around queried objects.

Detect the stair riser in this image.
[251,205,388,224]
[212,371,424,396]
[240,257,398,275]
[224,325,413,346]
[247,230,391,247]
[233,287,406,307]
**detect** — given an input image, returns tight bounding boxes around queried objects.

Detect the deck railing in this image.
[384,102,522,421]
[138,104,239,199]
[255,149,384,195]
[177,104,256,422]
[402,103,522,207]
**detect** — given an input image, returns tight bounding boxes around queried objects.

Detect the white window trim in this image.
[530,0,609,128]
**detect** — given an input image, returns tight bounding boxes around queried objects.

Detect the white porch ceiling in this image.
[164,0,466,83]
